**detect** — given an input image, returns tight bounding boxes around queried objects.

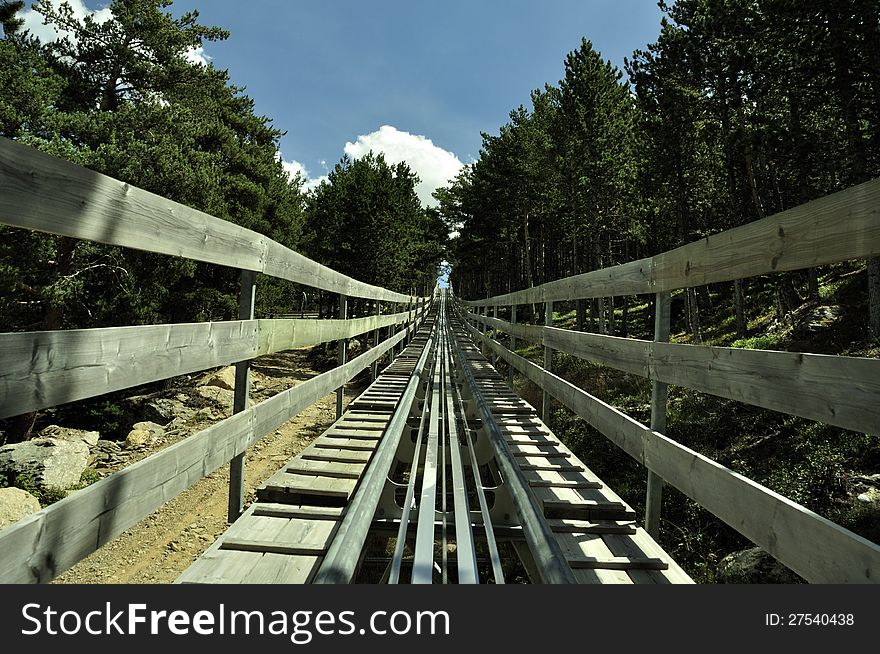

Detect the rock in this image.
[124,421,165,449]
[93,439,121,453]
[143,397,192,424]
[854,473,880,487]
[201,366,236,391]
[195,386,235,411]
[0,487,42,529]
[716,547,802,584]
[0,437,90,491]
[38,425,100,448]
[857,488,880,504]
[124,429,151,449]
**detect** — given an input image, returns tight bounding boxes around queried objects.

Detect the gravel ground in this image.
[54,349,366,584]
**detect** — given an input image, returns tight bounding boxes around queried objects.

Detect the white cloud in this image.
[279,155,328,192]
[18,0,112,43]
[183,45,211,66]
[18,2,210,66]
[343,125,463,207]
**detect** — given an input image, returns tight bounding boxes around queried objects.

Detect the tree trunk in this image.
[607,296,616,336]
[620,295,628,338]
[523,214,535,319]
[869,257,880,337]
[807,268,820,302]
[734,279,747,338]
[774,274,801,324]
[686,287,702,343]
[6,236,77,442]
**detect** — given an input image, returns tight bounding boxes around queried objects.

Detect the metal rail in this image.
[313,319,436,584]
[448,299,578,585]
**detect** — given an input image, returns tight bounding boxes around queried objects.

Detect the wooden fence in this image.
[0,137,430,583]
[458,177,880,584]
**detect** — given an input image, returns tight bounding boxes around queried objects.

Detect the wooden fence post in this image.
[480,304,488,357]
[645,291,671,538]
[408,296,415,347]
[542,300,553,423]
[336,293,348,419]
[492,305,499,367]
[372,299,380,380]
[509,303,517,386]
[228,268,256,523]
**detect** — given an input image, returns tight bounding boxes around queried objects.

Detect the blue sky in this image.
[22,1,665,203]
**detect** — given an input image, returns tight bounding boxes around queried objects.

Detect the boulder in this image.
[716,547,802,584]
[0,487,42,529]
[124,421,165,449]
[143,397,192,424]
[201,366,236,391]
[90,440,123,468]
[0,437,90,491]
[196,386,235,412]
[124,429,151,449]
[38,425,100,448]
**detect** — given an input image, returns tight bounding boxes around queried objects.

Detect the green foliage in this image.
[0,0,306,334]
[302,152,446,295]
[729,334,786,350]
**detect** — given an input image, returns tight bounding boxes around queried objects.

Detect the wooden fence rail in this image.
[468,312,880,435]
[0,328,407,583]
[0,138,416,303]
[464,176,880,307]
[0,138,432,582]
[0,312,413,419]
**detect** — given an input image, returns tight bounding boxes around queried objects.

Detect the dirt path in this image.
[54,350,367,585]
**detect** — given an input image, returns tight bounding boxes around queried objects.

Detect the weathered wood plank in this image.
[465,259,652,306]
[469,313,545,344]
[311,437,378,451]
[0,137,415,303]
[618,528,694,584]
[0,311,413,419]
[260,472,356,499]
[464,177,880,307]
[643,429,880,584]
[257,312,410,354]
[285,459,365,479]
[251,503,344,519]
[0,327,405,583]
[466,315,880,436]
[567,555,668,571]
[219,539,327,556]
[299,447,373,464]
[653,176,880,291]
[525,470,602,489]
[554,532,634,583]
[0,321,257,419]
[244,552,322,584]
[175,549,263,584]
[547,519,637,535]
[649,342,880,435]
